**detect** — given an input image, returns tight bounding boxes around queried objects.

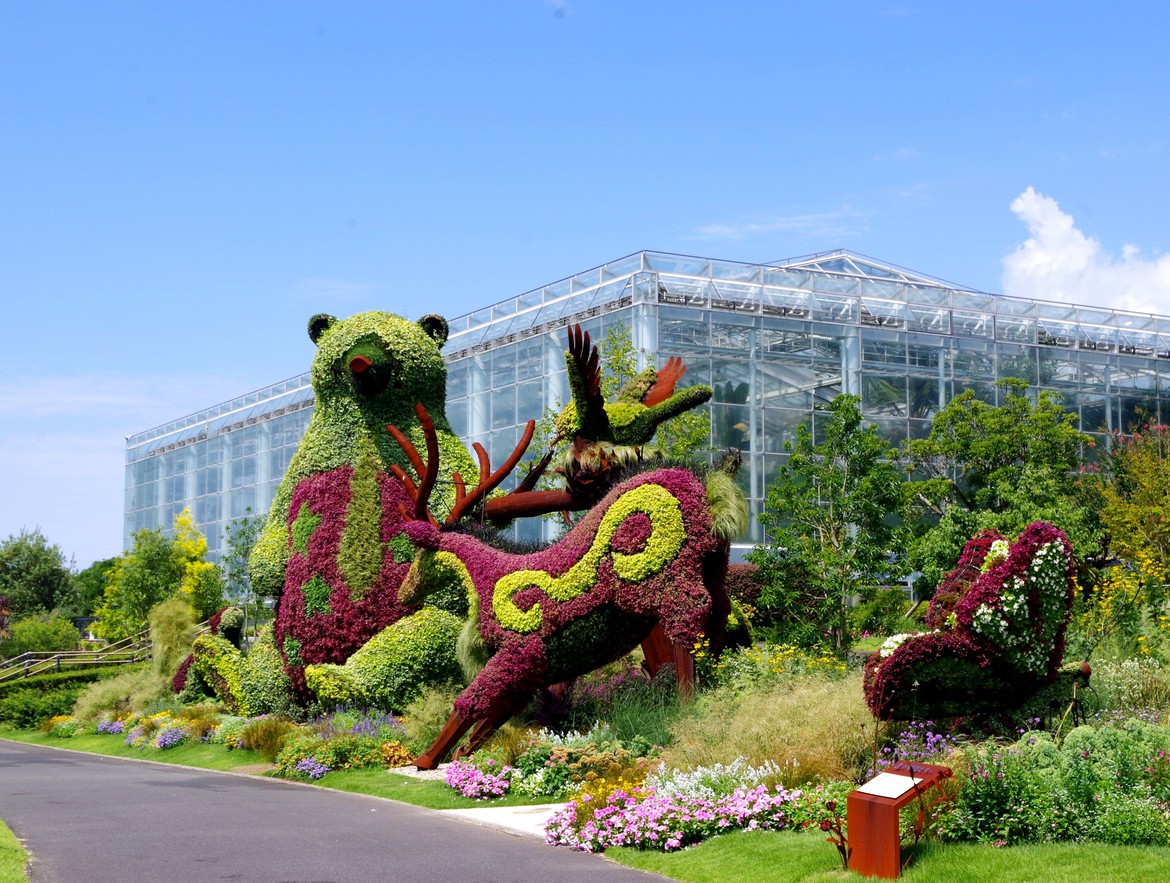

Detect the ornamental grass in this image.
[238,715,298,762]
[659,668,870,787]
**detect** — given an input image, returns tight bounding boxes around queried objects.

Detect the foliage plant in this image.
[749,393,911,652]
[238,715,298,762]
[274,731,384,779]
[303,606,462,712]
[660,669,870,786]
[942,721,1170,846]
[148,598,198,678]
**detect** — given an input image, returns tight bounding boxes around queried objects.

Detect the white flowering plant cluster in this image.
[968,537,1072,678]
[878,631,932,659]
[643,757,786,800]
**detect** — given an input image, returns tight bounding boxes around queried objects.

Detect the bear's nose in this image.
[349,355,373,374]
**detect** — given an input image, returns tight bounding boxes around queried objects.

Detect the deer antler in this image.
[388,402,537,527]
[448,419,537,524]
[386,403,441,527]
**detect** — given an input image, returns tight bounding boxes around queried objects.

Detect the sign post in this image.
[846,761,951,878]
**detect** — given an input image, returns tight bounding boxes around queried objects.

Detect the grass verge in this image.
[7,729,1170,881]
[0,819,27,883]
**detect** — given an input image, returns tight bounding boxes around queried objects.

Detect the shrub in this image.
[191,634,245,713]
[0,614,80,657]
[0,684,81,729]
[1091,792,1170,845]
[942,720,1170,846]
[238,716,299,762]
[274,732,383,779]
[237,626,295,716]
[851,587,913,638]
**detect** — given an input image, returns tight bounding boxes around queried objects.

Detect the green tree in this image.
[170,510,225,618]
[95,509,224,641]
[904,378,1100,594]
[1098,421,1170,585]
[0,529,76,617]
[748,394,911,651]
[73,558,115,617]
[0,595,12,642]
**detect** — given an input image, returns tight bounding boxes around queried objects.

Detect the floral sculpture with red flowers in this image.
[386,403,741,768]
[864,521,1075,720]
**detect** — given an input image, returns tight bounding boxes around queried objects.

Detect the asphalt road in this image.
[0,740,666,883]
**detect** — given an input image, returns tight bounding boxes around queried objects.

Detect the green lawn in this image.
[608,830,1170,882]
[6,729,1170,882]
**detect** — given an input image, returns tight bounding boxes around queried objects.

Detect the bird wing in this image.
[565,324,610,439]
[641,356,687,407]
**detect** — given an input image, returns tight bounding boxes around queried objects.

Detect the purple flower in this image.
[295,757,331,780]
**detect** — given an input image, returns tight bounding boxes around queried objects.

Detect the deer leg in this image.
[413,711,475,770]
[640,623,675,677]
[453,708,513,760]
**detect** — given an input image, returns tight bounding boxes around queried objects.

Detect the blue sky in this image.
[3,1,1170,568]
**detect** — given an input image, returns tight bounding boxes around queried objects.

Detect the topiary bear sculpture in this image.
[246,311,478,694]
[863,522,1075,720]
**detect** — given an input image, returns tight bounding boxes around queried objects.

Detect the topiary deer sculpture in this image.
[386,403,743,769]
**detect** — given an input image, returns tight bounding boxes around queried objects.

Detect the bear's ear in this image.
[418,314,449,348]
[308,314,336,344]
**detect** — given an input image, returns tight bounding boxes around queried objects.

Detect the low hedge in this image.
[0,664,139,697]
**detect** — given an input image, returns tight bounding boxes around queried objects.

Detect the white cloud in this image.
[1002,187,1170,316]
[689,208,868,243]
[873,147,919,163]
